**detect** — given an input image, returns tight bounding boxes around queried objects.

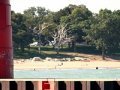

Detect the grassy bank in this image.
[13,45,120,60]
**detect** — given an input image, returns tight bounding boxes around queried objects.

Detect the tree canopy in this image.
[12,5,120,59]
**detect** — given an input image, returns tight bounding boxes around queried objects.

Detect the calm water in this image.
[14,69,120,79]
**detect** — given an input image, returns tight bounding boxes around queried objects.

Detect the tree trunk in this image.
[61,45,63,49]
[38,34,41,54]
[56,47,60,55]
[38,45,41,54]
[74,42,76,52]
[72,41,76,52]
[102,47,105,60]
[72,41,74,52]
[27,45,30,50]
[52,45,55,49]
[20,45,24,52]
[68,42,71,49]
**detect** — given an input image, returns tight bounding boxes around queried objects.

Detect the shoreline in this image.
[14,59,120,70]
[14,67,120,71]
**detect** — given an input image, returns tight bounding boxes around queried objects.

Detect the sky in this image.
[10,0,120,13]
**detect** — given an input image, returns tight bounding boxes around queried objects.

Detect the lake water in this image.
[14,69,120,79]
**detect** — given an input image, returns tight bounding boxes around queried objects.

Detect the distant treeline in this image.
[12,4,120,59]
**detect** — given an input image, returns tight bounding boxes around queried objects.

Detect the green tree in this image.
[11,11,33,51]
[53,4,77,24]
[23,7,51,53]
[60,5,92,50]
[85,9,120,60]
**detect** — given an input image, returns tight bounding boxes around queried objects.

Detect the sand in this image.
[14,59,120,70]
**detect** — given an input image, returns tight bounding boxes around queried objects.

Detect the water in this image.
[14,69,120,79]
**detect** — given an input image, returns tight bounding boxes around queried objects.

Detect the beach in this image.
[14,59,120,70]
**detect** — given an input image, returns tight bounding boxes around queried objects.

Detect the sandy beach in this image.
[14,52,120,70]
[14,59,120,70]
